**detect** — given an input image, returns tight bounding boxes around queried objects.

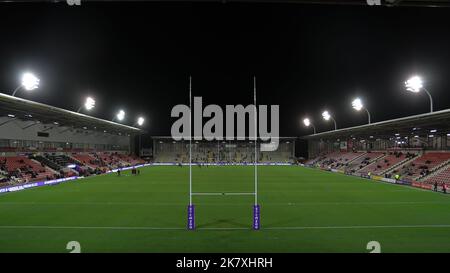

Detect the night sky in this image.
[1,2,450,137]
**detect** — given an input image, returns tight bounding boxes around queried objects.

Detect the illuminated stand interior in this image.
[187,77,260,231]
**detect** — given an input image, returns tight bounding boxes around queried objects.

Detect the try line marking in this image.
[1,224,450,231]
[1,200,448,206]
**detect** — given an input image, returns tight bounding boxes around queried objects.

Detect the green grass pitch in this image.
[1,165,450,253]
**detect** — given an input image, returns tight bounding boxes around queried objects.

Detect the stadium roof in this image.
[0,93,141,135]
[303,109,450,140]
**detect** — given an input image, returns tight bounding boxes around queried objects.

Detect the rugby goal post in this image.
[187,76,260,230]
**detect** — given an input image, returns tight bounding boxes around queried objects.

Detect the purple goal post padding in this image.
[187,204,195,230]
[253,204,260,230]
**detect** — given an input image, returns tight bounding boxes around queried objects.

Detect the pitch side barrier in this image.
[0,176,78,194]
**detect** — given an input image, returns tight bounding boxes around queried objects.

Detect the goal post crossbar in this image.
[191,192,256,196]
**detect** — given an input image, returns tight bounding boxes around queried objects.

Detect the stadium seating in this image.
[0,156,56,182]
[33,155,60,171]
[346,152,385,173]
[306,150,450,183]
[306,152,364,169]
[0,156,43,172]
[114,153,146,165]
[72,154,102,169]
[0,151,147,187]
[43,154,78,169]
[153,141,295,163]
[91,152,145,169]
[331,152,365,169]
[360,152,414,175]
[393,152,450,181]
[423,164,450,186]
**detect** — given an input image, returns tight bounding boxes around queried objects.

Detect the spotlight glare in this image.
[352,98,363,111]
[116,110,125,121]
[21,72,40,91]
[137,116,145,126]
[405,76,423,93]
[84,97,96,110]
[303,118,311,127]
[322,111,331,121]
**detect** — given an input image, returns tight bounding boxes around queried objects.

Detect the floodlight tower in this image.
[405,76,433,113]
[322,110,337,130]
[12,72,40,97]
[77,97,96,112]
[351,98,371,124]
[136,116,145,157]
[303,118,316,134]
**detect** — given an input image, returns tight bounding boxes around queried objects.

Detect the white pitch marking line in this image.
[0,226,185,230]
[0,201,448,206]
[191,192,256,196]
[1,224,450,231]
[264,224,450,230]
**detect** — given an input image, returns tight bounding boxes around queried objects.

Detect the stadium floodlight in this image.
[12,72,40,96]
[303,118,316,134]
[405,75,433,112]
[405,76,423,93]
[351,98,371,124]
[137,116,145,126]
[22,73,40,90]
[116,110,125,121]
[303,118,311,126]
[77,97,96,112]
[84,97,96,110]
[351,98,363,111]
[322,110,337,130]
